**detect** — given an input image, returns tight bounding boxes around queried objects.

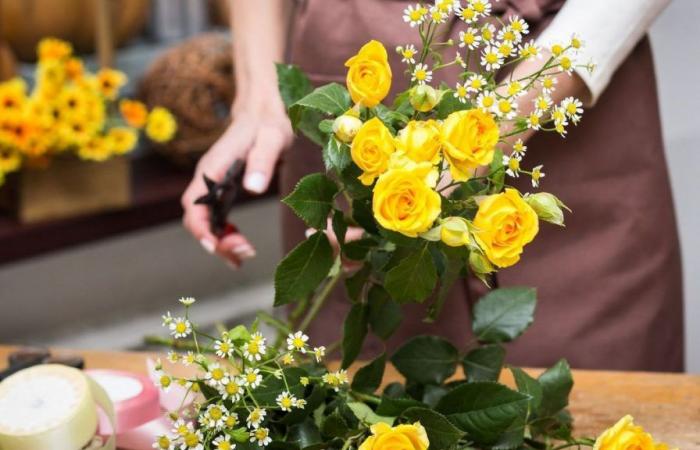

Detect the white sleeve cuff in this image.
[535,0,670,106]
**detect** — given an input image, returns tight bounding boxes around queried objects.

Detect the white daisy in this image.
[506,80,524,97]
[481,23,497,43]
[161,312,173,326]
[212,435,235,450]
[541,76,557,95]
[153,435,175,450]
[156,370,173,392]
[398,44,417,64]
[458,27,481,50]
[513,139,527,156]
[251,427,272,447]
[214,338,234,358]
[312,346,326,363]
[503,154,521,177]
[466,74,487,93]
[476,91,497,112]
[294,398,307,409]
[455,6,478,23]
[182,351,197,366]
[178,297,196,306]
[276,391,297,412]
[526,111,542,130]
[204,363,229,388]
[181,429,204,450]
[428,5,448,23]
[570,33,584,50]
[167,351,180,364]
[561,96,583,123]
[518,41,541,60]
[495,97,518,119]
[497,41,515,58]
[171,419,192,437]
[531,165,545,187]
[169,317,192,339]
[286,331,309,353]
[243,332,267,362]
[533,94,552,114]
[219,377,244,401]
[200,404,228,429]
[497,26,521,45]
[454,82,469,104]
[246,408,267,429]
[403,4,427,27]
[411,63,432,85]
[480,46,503,71]
[243,368,262,389]
[557,55,574,74]
[469,0,492,16]
[509,16,530,35]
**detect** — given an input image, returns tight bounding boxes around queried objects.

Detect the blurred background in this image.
[0,0,697,372]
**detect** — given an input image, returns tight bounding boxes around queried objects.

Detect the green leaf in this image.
[347,402,394,426]
[343,238,377,261]
[390,336,458,385]
[537,359,573,417]
[352,198,378,234]
[510,367,543,420]
[376,396,427,416]
[489,148,505,194]
[274,232,334,306]
[290,83,351,118]
[435,382,530,445]
[227,324,251,344]
[254,368,307,406]
[282,173,338,229]
[344,264,371,302]
[332,209,348,248]
[319,119,334,134]
[368,285,403,340]
[435,89,471,119]
[391,90,414,117]
[472,287,537,343]
[351,353,386,394]
[288,419,323,449]
[427,249,465,322]
[402,408,464,449]
[385,244,437,303]
[340,165,372,199]
[323,137,352,173]
[341,303,369,368]
[462,344,506,382]
[374,104,409,132]
[320,411,351,439]
[276,63,313,107]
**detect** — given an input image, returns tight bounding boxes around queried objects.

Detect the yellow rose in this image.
[441,109,499,181]
[146,107,177,143]
[395,120,442,165]
[440,216,471,247]
[333,114,363,143]
[594,416,676,450]
[359,422,429,450]
[351,117,395,185]
[345,40,392,107]
[373,158,441,237]
[473,188,538,268]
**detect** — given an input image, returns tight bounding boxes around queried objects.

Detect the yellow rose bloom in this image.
[351,117,395,185]
[373,158,441,237]
[96,68,127,100]
[440,216,471,247]
[473,188,538,268]
[345,40,392,107]
[38,38,73,61]
[107,127,138,155]
[120,99,149,128]
[594,416,676,450]
[395,120,442,165]
[441,109,499,181]
[146,107,177,143]
[359,422,429,450]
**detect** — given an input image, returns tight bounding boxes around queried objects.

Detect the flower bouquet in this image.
[152,2,675,450]
[0,38,176,222]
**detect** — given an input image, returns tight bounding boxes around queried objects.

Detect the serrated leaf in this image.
[323,137,352,173]
[427,250,464,322]
[320,411,351,439]
[390,335,458,385]
[489,148,505,193]
[510,367,543,421]
[402,408,464,449]
[341,303,369,368]
[347,402,394,426]
[282,173,338,229]
[351,353,386,394]
[472,287,537,343]
[385,244,437,303]
[343,238,378,261]
[436,90,471,119]
[376,396,426,416]
[344,264,371,302]
[274,232,334,306]
[287,419,323,449]
[537,359,573,417]
[435,382,530,445]
[368,285,403,340]
[276,63,313,107]
[332,209,348,248]
[254,368,307,406]
[289,83,351,125]
[352,198,378,233]
[462,344,506,382]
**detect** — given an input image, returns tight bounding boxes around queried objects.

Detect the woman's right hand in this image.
[181,93,293,269]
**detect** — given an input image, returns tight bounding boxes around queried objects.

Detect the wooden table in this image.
[1,347,698,449]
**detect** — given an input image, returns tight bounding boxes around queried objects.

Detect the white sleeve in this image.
[535,0,671,106]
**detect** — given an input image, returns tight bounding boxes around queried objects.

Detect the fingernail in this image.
[244,172,267,193]
[200,238,215,254]
[232,244,256,259]
[305,228,316,238]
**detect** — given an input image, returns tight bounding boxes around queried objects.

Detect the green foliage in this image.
[537,359,573,417]
[351,353,386,394]
[323,137,352,173]
[347,402,394,426]
[391,336,458,385]
[510,367,543,420]
[343,238,378,261]
[282,174,339,229]
[435,89,471,119]
[462,344,506,382]
[289,83,351,129]
[367,285,403,340]
[276,64,313,108]
[384,244,437,303]
[274,232,334,306]
[401,408,465,449]
[341,303,369,368]
[472,287,537,343]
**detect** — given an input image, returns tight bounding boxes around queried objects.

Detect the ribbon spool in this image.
[0,364,115,450]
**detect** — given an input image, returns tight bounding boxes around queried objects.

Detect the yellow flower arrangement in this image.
[359,423,429,450]
[0,37,177,185]
[594,416,676,450]
[441,109,500,181]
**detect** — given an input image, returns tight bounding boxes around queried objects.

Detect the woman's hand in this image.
[181,94,293,268]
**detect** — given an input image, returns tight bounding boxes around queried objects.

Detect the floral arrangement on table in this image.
[0,38,177,186]
[152,2,676,450]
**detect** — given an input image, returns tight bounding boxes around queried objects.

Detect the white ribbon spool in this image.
[0,364,116,450]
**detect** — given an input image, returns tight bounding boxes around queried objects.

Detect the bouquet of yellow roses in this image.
[151,2,676,450]
[0,38,177,186]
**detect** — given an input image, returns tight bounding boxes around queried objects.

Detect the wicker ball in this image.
[138,33,234,167]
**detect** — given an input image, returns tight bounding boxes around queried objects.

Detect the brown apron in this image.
[281,0,684,372]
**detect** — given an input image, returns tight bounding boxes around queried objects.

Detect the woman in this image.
[181,0,683,371]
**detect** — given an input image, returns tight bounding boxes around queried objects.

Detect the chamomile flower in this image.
[214,338,234,358]
[251,427,272,447]
[412,63,432,85]
[212,435,235,450]
[469,0,492,16]
[526,111,542,130]
[300,376,310,386]
[398,44,417,64]
[156,371,173,392]
[220,377,244,401]
[541,76,557,95]
[294,398,307,409]
[554,120,568,137]
[178,297,196,306]
[172,419,192,437]
[312,346,326,363]
[224,413,239,429]
[403,4,427,27]
[476,91,497,111]
[322,369,349,391]
[456,6,478,23]
[480,46,503,71]
[533,94,552,114]
[243,332,267,362]
[454,82,469,103]
[466,74,487,93]
[276,391,297,412]
[509,16,530,35]
[458,28,481,49]
[481,23,496,43]
[243,368,262,389]
[495,97,518,119]
[287,331,309,353]
[497,41,514,58]
[518,41,540,60]
[497,26,521,44]
[167,351,180,364]
[169,317,192,339]
[506,80,524,97]
[153,435,175,450]
[570,33,584,50]
[557,55,574,73]
[531,165,545,187]
[550,42,566,57]
[182,351,197,366]
[435,0,456,13]
[454,51,466,68]
[161,312,173,326]
[513,139,527,156]
[503,154,521,177]
[247,408,267,429]
[281,353,295,365]
[182,429,204,450]
[205,363,229,388]
[561,97,583,123]
[551,106,567,125]
[429,5,448,23]
[200,404,228,429]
